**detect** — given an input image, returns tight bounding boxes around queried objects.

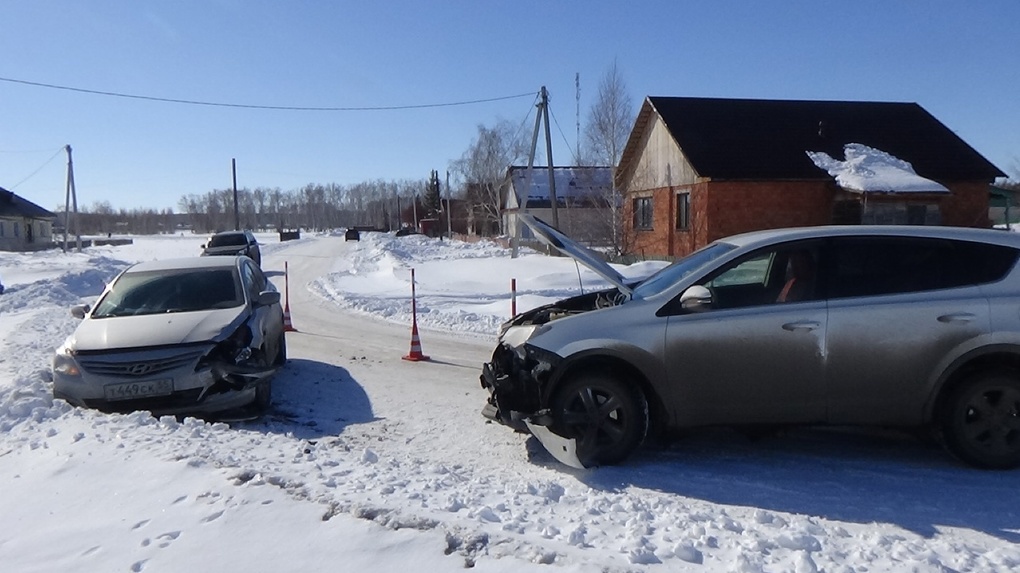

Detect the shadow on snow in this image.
[234,357,376,439]
[528,426,1020,543]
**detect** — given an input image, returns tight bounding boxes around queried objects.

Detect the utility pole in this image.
[541,86,559,229]
[63,144,80,252]
[445,170,452,238]
[412,191,419,231]
[513,90,545,258]
[513,86,561,256]
[231,158,240,231]
[575,72,581,163]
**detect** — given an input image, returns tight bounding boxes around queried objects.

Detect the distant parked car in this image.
[482,215,1020,469]
[52,256,286,417]
[345,228,360,241]
[202,230,261,266]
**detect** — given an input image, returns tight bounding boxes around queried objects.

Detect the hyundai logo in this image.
[127,363,153,376]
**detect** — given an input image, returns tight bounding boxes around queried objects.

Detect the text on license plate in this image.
[104,379,173,401]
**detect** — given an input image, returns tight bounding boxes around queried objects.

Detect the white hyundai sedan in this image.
[52,255,286,417]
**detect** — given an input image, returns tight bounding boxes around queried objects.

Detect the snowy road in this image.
[1,232,1019,572]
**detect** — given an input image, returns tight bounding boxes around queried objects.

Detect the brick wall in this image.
[940,182,993,227]
[705,181,833,243]
[626,181,832,259]
[625,179,993,260]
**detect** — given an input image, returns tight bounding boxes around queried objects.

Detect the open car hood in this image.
[518,214,631,296]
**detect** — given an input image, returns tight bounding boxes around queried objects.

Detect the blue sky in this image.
[1,1,1018,212]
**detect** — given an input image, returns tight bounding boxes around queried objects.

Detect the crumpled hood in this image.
[69,307,247,351]
[518,214,631,295]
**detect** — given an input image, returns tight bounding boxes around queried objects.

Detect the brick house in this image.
[616,97,1006,259]
[0,186,57,251]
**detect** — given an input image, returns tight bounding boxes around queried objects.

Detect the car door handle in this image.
[782,320,820,332]
[937,312,976,324]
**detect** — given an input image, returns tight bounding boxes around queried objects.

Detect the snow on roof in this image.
[806,143,950,194]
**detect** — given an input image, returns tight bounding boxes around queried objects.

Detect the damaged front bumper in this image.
[480,342,585,469]
[52,343,279,417]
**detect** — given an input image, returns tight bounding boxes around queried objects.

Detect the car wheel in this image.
[940,370,1020,469]
[274,332,287,366]
[550,372,648,466]
[253,377,272,412]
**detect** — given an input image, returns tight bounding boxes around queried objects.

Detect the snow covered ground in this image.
[1,231,1019,572]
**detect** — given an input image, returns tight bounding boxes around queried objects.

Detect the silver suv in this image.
[481,215,1020,469]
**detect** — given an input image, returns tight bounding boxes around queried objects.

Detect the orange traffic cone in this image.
[283,261,297,332]
[402,319,430,362]
[283,302,297,332]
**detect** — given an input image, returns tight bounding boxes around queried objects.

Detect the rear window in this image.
[827,237,1019,299]
[208,233,248,247]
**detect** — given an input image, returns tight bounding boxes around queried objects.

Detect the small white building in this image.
[0,187,57,252]
[503,166,614,246]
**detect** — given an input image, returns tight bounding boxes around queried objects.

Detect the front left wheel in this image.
[940,370,1020,469]
[550,372,648,467]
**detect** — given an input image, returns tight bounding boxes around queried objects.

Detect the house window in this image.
[14,222,19,237]
[0,221,5,237]
[676,192,690,230]
[633,197,653,230]
[862,202,941,225]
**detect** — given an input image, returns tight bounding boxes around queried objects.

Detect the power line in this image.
[10,146,65,189]
[549,105,579,165]
[510,92,541,146]
[0,76,535,112]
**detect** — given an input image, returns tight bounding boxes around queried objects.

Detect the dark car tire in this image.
[940,369,1020,469]
[274,332,287,366]
[550,372,648,467]
[253,378,272,412]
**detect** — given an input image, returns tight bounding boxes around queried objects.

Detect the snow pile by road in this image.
[309,230,663,336]
[1,232,1019,572]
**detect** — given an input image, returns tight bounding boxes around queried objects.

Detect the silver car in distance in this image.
[481,215,1020,469]
[53,256,286,417]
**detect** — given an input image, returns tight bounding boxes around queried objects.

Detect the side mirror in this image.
[255,290,281,307]
[679,285,712,312]
[70,304,90,319]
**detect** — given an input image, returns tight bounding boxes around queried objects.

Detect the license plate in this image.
[104,379,173,401]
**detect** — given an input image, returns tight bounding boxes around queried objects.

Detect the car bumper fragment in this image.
[525,420,585,469]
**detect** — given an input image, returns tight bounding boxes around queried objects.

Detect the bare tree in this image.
[583,61,636,257]
[450,120,528,235]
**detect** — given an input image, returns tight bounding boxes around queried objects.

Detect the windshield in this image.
[92,268,243,318]
[208,233,248,247]
[631,242,736,299]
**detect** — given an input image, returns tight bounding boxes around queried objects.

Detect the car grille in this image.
[78,350,206,378]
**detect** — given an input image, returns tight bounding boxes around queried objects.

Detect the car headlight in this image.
[501,324,548,349]
[52,352,81,377]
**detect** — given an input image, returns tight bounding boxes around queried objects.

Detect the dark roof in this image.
[632,96,1004,181]
[0,187,57,219]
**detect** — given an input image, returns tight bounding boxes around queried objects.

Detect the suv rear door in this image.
[822,236,1000,426]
